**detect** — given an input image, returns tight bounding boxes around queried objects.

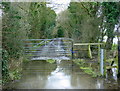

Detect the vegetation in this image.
[73,59,101,77]
[102,2,120,49]
[1,1,120,86]
[56,2,120,46]
[28,2,56,39]
[56,2,119,73]
[2,2,56,85]
[46,59,56,64]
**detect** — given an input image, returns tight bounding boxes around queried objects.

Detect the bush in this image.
[2,49,10,84]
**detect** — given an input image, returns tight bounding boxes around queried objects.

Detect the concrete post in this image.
[100,49,104,76]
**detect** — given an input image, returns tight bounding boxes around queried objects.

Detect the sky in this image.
[0,0,71,16]
[47,0,71,14]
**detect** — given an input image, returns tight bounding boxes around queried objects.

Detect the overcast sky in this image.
[0,0,71,16]
[47,0,71,14]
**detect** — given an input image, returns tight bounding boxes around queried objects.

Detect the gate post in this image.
[100,49,104,76]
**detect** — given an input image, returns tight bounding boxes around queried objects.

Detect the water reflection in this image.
[45,71,71,89]
[45,60,72,89]
[8,60,118,89]
[96,79,104,89]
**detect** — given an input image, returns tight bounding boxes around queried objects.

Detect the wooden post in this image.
[88,44,92,58]
[98,44,100,62]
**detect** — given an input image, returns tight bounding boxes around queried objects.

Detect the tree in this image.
[2,2,56,83]
[28,2,56,39]
[57,2,101,43]
[2,2,31,83]
[57,26,64,37]
[2,2,30,58]
[102,2,120,49]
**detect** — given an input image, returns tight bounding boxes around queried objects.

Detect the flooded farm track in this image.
[7,60,118,89]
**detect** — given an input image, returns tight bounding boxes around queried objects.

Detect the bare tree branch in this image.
[81,3,92,17]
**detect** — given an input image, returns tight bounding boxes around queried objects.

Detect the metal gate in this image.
[24,38,73,60]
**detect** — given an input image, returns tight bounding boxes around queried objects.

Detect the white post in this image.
[100,49,104,76]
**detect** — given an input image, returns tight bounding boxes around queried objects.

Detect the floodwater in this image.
[8,60,118,89]
[5,39,119,89]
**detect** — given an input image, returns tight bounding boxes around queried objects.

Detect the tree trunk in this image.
[105,37,114,50]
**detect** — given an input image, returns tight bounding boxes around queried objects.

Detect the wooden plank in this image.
[98,44,100,62]
[74,43,104,45]
[106,66,118,69]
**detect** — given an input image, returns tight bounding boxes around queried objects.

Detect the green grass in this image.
[46,59,56,64]
[112,44,118,50]
[73,59,101,77]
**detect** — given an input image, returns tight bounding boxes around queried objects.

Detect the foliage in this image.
[2,2,56,59]
[57,2,101,43]
[2,1,120,85]
[9,69,21,80]
[101,2,120,49]
[2,2,56,84]
[46,59,55,64]
[112,44,118,50]
[2,2,29,59]
[57,2,120,50]
[2,2,30,84]
[80,67,99,77]
[28,2,56,39]
[2,49,10,83]
[73,59,101,77]
[57,26,64,37]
